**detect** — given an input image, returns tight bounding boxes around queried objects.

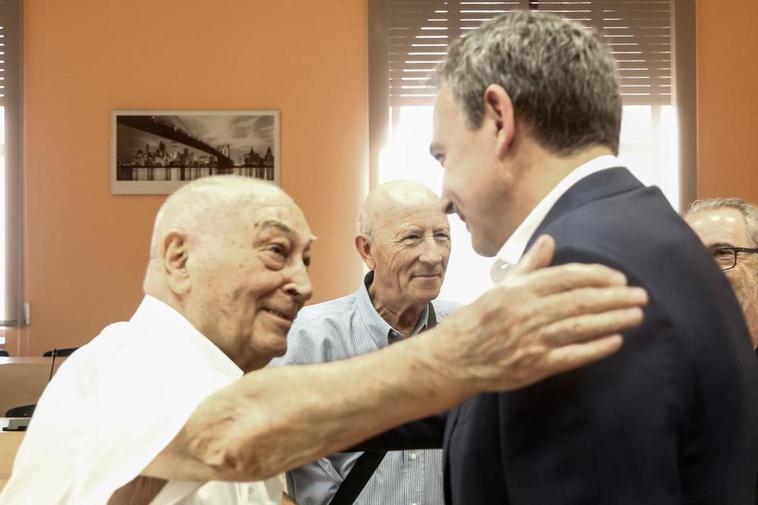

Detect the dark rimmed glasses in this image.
[711,247,758,271]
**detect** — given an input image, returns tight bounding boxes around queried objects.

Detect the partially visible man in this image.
[274,181,456,505]
[398,9,755,505]
[685,197,758,347]
[0,175,648,504]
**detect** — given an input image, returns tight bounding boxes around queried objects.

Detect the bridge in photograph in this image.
[116,115,235,168]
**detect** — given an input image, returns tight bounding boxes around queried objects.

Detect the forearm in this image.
[143,244,649,483]
[145,330,470,481]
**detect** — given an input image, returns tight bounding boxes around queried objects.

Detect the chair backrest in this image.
[4,404,35,418]
[0,357,65,416]
[41,347,79,358]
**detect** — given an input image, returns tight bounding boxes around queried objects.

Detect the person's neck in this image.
[507,143,615,226]
[146,287,264,373]
[368,284,427,338]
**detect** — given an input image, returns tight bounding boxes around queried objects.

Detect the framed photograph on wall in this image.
[111,110,280,195]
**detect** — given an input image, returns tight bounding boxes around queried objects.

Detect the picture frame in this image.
[111,110,280,195]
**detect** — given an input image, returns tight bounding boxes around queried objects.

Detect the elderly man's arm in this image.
[142,235,647,482]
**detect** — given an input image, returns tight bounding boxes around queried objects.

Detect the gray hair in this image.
[357,204,375,241]
[434,10,622,155]
[687,197,758,247]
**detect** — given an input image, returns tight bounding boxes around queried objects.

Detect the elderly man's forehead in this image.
[687,208,750,246]
[687,208,746,229]
[376,202,448,231]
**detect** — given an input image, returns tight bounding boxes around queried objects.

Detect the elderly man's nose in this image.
[285,265,313,301]
[419,239,444,264]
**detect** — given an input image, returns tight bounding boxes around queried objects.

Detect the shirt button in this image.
[410,452,417,460]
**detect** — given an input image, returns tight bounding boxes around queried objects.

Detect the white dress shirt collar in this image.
[490,155,621,282]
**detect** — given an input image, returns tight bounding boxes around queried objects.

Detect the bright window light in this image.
[0,105,6,324]
[378,104,680,304]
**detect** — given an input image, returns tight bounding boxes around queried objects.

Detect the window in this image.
[369,0,696,303]
[0,0,23,337]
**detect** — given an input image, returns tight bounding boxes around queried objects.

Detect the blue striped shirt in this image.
[270,275,459,505]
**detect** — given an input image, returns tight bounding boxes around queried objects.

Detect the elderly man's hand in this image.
[433,234,648,392]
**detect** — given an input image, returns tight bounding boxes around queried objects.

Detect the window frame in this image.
[1,0,25,328]
[368,0,697,208]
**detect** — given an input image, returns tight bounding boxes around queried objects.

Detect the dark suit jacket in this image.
[359,167,758,505]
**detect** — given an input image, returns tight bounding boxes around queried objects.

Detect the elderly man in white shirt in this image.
[0,175,647,504]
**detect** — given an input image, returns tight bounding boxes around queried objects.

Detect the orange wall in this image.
[697,0,758,201]
[8,1,758,354]
[10,0,367,355]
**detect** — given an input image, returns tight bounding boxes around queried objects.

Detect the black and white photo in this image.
[112,110,279,194]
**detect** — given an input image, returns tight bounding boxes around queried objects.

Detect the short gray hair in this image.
[357,202,375,241]
[687,197,758,247]
[434,10,622,155]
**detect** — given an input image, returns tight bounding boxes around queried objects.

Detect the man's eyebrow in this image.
[708,241,736,250]
[258,220,294,234]
[394,225,420,236]
[259,220,317,245]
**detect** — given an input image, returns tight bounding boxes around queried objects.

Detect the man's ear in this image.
[354,234,376,271]
[483,84,516,159]
[163,230,192,295]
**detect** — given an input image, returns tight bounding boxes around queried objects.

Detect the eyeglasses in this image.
[710,246,758,271]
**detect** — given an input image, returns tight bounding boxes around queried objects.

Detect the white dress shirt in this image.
[0,296,281,505]
[490,155,622,283]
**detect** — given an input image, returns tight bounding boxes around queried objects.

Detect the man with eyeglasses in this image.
[686,197,758,349]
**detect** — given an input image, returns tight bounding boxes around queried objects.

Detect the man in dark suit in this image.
[363,10,758,505]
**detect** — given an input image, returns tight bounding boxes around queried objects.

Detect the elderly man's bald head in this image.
[144,175,314,372]
[148,175,291,260]
[355,180,451,313]
[358,180,443,241]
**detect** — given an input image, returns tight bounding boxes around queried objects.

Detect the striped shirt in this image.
[270,274,459,505]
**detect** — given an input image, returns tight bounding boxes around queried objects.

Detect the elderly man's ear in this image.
[355,234,376,271]
[162,230,192,295]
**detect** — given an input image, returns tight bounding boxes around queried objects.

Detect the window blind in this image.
[0,0,23,327]
[386,0,672,106]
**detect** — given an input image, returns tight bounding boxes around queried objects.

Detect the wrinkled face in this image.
[431,85,514,256]
[686,207,758,311]
[369,200,451,306]
[189,199,314,371]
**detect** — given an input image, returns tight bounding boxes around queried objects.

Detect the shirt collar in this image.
[356,272,430,345]
[132,295,243,375]
[491,154,621,281]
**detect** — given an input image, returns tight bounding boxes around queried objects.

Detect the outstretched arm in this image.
[142,235,647,482]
